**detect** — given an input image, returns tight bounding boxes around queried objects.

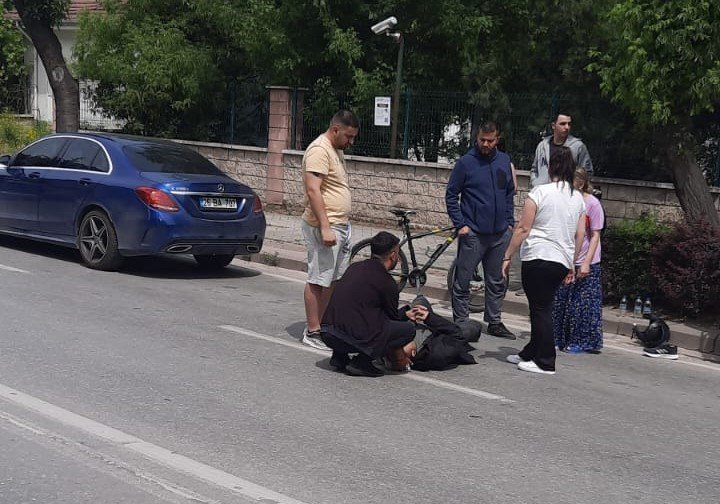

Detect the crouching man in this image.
[321,232,428,377]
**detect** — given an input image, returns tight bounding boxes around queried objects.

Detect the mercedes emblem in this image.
[217,184,225,193]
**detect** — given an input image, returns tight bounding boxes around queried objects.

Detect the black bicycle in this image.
[350,208,484,296]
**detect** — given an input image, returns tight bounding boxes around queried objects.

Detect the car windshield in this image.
[124,143,223,175]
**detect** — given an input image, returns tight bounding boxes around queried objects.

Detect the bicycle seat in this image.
[389,208,417,218]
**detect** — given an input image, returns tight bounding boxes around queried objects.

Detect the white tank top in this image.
[520,182,586,269]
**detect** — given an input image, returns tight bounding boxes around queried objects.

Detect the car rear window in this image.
[123,143,223,175]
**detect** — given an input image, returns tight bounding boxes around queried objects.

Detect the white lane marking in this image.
[0,410,46,435]
[0,383,310,504]
[0,263,30,273]
[218,325,513,403]
[219,324,329,356]
[0,410,217,504]
[257,269,306,284]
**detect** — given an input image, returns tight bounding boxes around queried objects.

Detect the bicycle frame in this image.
[395,214,458,288]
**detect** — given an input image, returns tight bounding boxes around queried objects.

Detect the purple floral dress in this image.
[553,194,604,352]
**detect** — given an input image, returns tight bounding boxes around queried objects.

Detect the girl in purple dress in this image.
[553,168,605,353]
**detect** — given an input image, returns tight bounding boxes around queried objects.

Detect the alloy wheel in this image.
[80,215,109,263]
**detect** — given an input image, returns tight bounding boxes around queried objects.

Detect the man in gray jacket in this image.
[531,113,593,187]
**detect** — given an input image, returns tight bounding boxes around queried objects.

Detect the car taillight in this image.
[135,187,179,212]
[252,194,263,214]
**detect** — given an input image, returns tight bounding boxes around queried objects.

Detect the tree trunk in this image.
[14,1,79,132]
[662,123,720,229]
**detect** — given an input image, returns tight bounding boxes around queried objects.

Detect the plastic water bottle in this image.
[633,296,642,317]
[643,297,652,315]
[619,296,627,315]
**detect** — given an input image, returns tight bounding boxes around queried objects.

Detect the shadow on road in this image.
[120,256,262,280]
[0,234,82,264]
[0,235,262,280]
[477,346,524,363]
[285,321,305,342]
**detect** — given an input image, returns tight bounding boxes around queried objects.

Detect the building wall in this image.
[24,25,122,130]
[182,141,720,228]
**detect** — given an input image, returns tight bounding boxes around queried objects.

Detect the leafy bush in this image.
[651,219,720,317]
[602,214,669,303]
[0,114,51,154]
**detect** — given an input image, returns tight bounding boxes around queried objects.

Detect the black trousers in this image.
[518,259,569,371]
[321,320,416,358]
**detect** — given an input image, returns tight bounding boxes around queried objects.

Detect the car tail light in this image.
[252,194,263,214]
[135,187,179,212]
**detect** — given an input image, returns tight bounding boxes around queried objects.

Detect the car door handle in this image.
[28,171,41,179]
[79,178,92,186]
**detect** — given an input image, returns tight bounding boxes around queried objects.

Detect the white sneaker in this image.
[517,360,555,375]
[302,327,331,351]
[506,354,523,364]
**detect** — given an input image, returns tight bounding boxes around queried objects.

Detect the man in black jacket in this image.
[321,232,428,377]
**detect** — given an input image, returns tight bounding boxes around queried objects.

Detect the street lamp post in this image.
[371,16,403,158]
[389,34,404,159]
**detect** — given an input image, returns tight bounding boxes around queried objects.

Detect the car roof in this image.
[46,132,183,149]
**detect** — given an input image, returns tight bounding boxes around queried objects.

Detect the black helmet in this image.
[631,314,670,348]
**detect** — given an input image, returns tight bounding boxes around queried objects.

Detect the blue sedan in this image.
[0,133,266,270]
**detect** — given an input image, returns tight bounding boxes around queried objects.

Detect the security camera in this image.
[371,16,397,35]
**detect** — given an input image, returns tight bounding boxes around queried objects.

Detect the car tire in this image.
[193,254,234,270]
[78,210,124,271]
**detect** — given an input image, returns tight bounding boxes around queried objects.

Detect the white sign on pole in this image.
[374,96,391,126]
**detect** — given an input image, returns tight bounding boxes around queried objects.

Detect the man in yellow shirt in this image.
[301,110,359,350]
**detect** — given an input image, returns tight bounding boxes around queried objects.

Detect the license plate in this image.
[199,197,237,210]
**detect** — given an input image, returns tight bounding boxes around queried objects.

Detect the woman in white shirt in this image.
[501,147,586,375]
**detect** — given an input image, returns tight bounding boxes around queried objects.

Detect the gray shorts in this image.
[302,220,352,287]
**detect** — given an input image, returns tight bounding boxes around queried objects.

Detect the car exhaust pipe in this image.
[166,244,193,253]
[246,245,260,253]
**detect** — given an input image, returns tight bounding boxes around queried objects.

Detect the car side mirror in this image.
[0,154,11,166]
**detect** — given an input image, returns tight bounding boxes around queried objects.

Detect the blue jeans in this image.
[452,228,510,323]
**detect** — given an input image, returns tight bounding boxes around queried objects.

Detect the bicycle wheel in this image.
[350,238,409,291]
[447,259,484,310]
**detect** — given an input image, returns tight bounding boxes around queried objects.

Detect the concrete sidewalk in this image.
[244,209,720,361]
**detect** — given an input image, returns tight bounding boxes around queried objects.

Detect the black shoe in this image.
[345,355,385,377]
[643,344,678,360]
[329,351,350,371]
[487,322,516,340]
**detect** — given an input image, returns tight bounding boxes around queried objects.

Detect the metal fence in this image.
[0,80,30,115]
[79,78,269,147]
[79,81,127,131]
[207,79,268,148]
[298,89,681,181]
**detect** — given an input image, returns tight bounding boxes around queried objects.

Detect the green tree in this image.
[74,0,294,138]
[0,17,27,113]
[4,0,79,132]
[590,0,720,227]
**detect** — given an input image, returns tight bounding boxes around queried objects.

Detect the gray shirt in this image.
[530,135,593,187]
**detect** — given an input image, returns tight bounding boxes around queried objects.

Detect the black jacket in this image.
[322,259,404,357]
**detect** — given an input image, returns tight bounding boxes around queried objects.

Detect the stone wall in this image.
[180,140,720,229]
[282,149,720,228]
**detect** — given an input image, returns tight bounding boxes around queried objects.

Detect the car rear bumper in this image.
[118,210,266,257]
[163,238,263,256]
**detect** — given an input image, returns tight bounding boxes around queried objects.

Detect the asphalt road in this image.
[1,235,719,504]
